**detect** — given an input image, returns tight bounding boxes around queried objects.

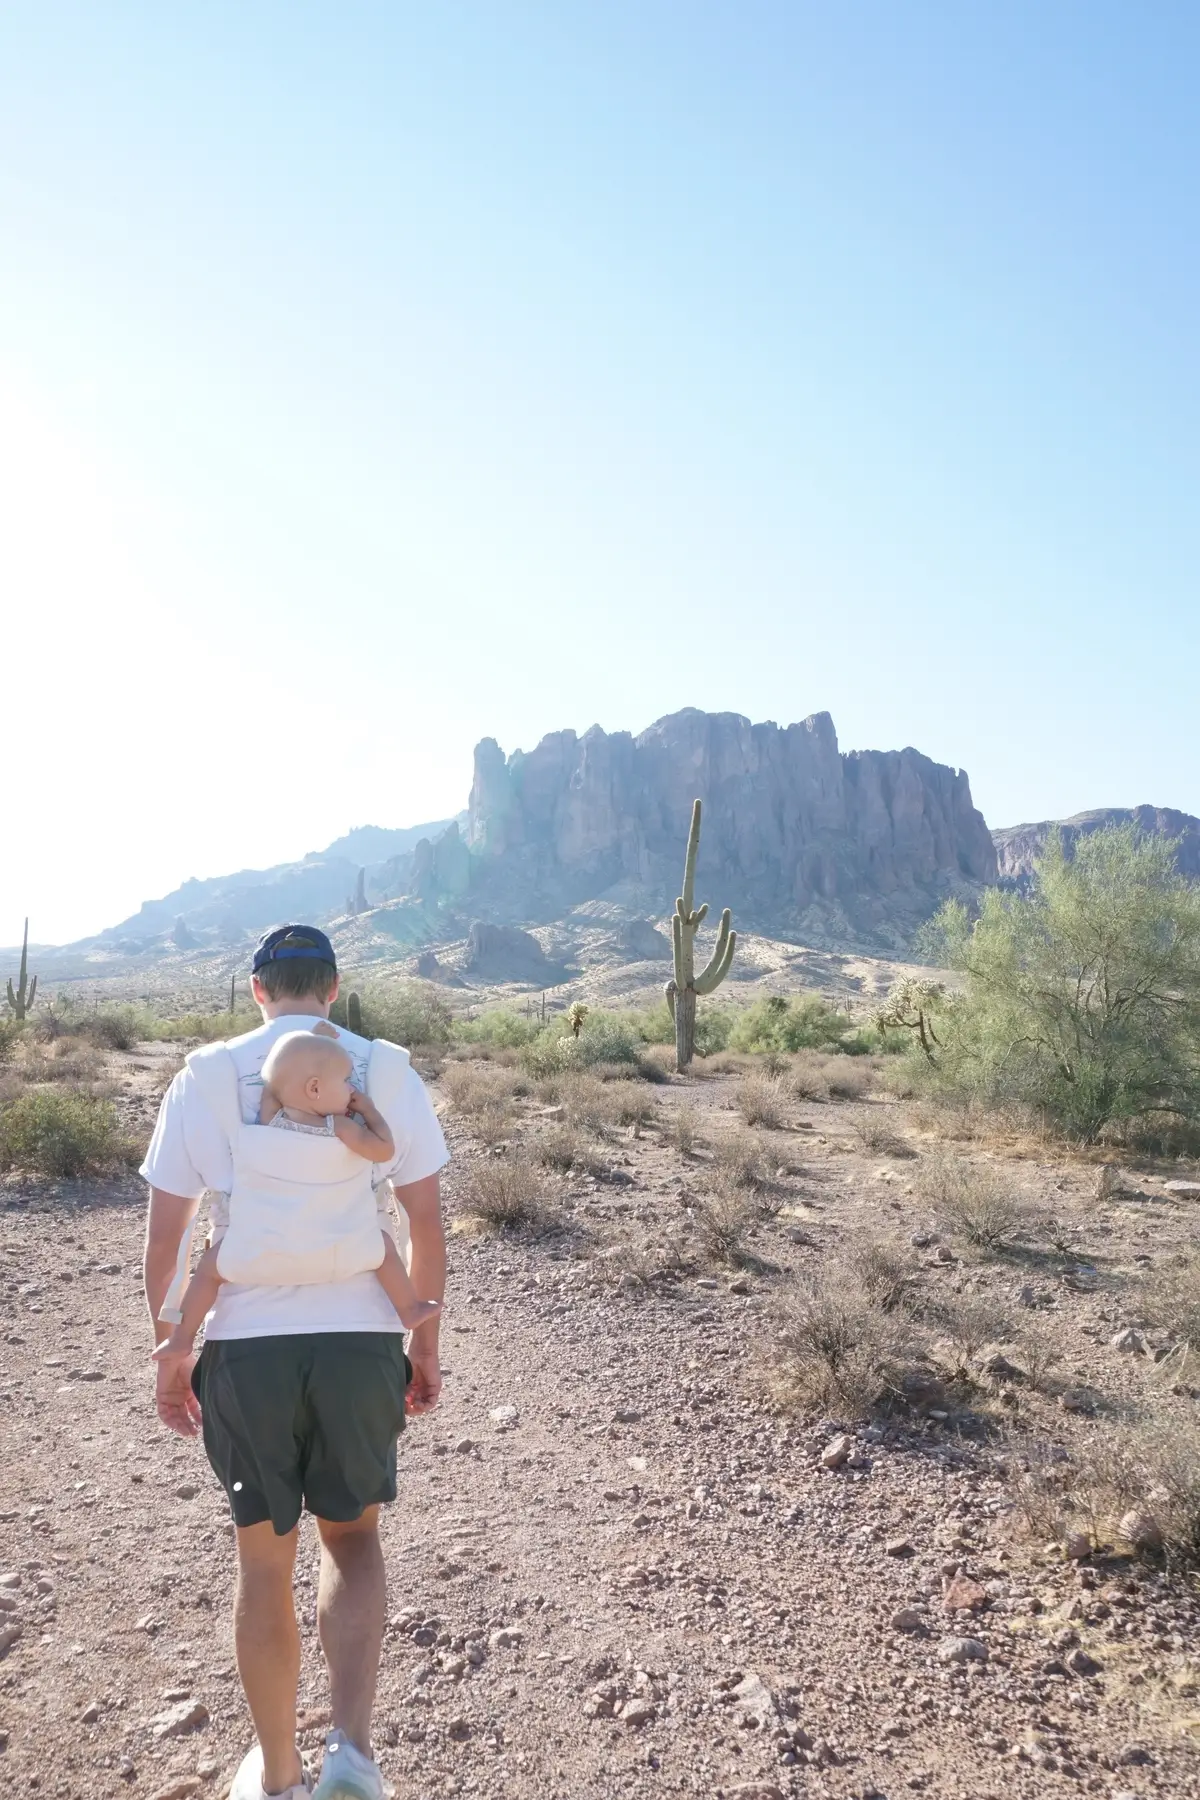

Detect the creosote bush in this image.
[692,1181,759,1267]
[667,1103,700,1155]
[713,1126,772,1191]
[0,1087,134,1178]
[845,1237,918,1313]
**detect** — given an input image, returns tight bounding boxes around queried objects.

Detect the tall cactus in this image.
[6,918,37,1022]
[665,800,736,1071]
[346,990,363,1035]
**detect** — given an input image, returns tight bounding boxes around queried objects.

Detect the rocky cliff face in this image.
[993,806,1200,883]
[461,709,996,943]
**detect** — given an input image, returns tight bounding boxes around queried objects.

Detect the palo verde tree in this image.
[665,799,736,1071]
[918,825,1200,1143]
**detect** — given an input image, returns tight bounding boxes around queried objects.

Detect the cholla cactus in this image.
[873,976,946,1062]
[665,800,736,1071]
[6,919,37,1022]
[566,1001,589,1038]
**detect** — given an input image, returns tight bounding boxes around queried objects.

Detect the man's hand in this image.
[155,1350,202,1437]
[406,1345,442,1415]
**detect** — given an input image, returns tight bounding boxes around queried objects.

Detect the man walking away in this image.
[142,925,448,1800]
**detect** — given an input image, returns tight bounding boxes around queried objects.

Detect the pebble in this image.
[819,1434,852,1470]
[0,1623,22,1657]
[452,1438,474,1454]
[1163,1180,1200,1198]
[1110,1328,1145,1353]
[488,1405,518,1430]
[1065,1645,1102,1677]
[891,1607,926,1634]
[1064,1531,1092,1561]
[1118,1509,1163,1553]
[174,1484,201,1500]
[885,1538,915,1558]
[937,1636,988,1665]
[0,1572,20,1589]
[489,1627,522,1650]
[943,1574,988,1612]
[81,1700,103,1723]
[0,1592,18,1613]
[620,1699,655,1727]
[151,1699,210,1739]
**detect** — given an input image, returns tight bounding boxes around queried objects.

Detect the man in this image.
[142,925,448,1800]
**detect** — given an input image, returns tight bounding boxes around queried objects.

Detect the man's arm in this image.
[393,1172,445,1414]
[144,1187,203,1437]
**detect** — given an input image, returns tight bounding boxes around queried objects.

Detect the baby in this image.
[153,1026,440,1363]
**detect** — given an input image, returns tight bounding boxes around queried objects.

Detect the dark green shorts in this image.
[191,1333,410,1535]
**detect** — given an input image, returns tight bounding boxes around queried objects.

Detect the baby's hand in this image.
[346,1088,366,1117]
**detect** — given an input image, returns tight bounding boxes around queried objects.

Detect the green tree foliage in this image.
[728,994,855,1055]
[918,826,1200,1142]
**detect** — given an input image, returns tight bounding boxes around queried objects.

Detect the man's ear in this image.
[328,975,340,1003]
[250,973,267,1005]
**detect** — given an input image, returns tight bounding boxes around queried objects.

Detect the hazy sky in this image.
[3,4,1198,945]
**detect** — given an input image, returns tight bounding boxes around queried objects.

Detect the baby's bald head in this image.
[262,1029,353,1116]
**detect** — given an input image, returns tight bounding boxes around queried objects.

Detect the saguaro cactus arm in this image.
[694,908,736,994]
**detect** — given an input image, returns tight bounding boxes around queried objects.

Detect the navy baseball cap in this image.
[252,924,337,974]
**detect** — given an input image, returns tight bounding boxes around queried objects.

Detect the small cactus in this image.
[346,991,363,1035]
[566,1001,589,1039]
[664,801,736,1071]
[6,919,37,1022]
[229,974,237,1014]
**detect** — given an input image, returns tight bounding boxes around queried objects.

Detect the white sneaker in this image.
[311,1729,388,1800]
[228,1743,311,1800]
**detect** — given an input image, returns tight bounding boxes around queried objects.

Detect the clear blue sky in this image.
[3,4,1197,943]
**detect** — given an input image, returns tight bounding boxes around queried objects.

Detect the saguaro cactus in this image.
[665,801,736,1071]
[6,919,37,1021]
[346,991,363,1035]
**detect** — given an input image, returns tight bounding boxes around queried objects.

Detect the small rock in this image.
[488,1405,518,1430]
[447,1717,470,1740]
[1117,1508,1163,1553]
[0,1623,22,1658]
[1063,1531,1092,1561]
[452,1438,475,1454]
[0,1573,19,1590]
[885,1538,915,1558]
[979,1350,1022,1381]
[118,1757,136,1780]
[613,1407,641,1424]
[195,1762,219,1782]
[1060,1388,1097,1416]
[891,1607,926,1634]
[34,1577,54,1596]
[151,1699,210,1740]
[1163,1180,1200,1198]
[174,1484,200,1500]
[820,1434,852,1470]
[1110,1328,1145,1354]
[943,1574,988,1612]
[1066,1646,1102,1676]
[0,1593,17,1613]
[81,1701,103,1724]
[937,1636,988,1665]
[147,1782,202,1800]
[728,1671,777,1727]
[620,1700,656,1727]
[1116,1744,1152,1766]
[489,1627,522,1650]
[728,1277,752,1296]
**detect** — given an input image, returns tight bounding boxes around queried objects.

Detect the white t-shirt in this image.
[140,1014,449,1340]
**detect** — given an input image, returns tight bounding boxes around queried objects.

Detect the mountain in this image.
[992,806,1200,883]
[454,708,995,946]
[90,816,458,950]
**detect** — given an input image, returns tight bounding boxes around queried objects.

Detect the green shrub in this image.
[151,1008,262,1042]
[728,994,851,1056]
[916,825,1200,1143]
[453,1007,543,1050]
[0,1087,132,1177]
[74,1006,145,1051]
[331,982,453,1047]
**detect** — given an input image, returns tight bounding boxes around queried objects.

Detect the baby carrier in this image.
[159,1034,412,1323]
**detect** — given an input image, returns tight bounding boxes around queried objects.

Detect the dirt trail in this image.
[2,1068,1199,1800]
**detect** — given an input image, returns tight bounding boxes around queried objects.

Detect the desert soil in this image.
[2,1042,1199,1800]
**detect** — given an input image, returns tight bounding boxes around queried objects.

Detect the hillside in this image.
[992,806,1200,884]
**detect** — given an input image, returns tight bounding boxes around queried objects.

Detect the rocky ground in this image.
[2,1041,1200,1800]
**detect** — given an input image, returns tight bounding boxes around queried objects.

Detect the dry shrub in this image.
[769,1270,917,1417]
[826,1061,872,1102]
[789,1054,830,1103]
[14,1036,103,1085]
[442,1062,519,1119]
[1016,1321,1060,1391]
[735,1072,788,1129]
[591,1229,688,1291]
[463,1155,556,1234]
[612,1086,658,1129]
[933,1293,1013,1376]
[668,1103,700,1155]
[693,1182,759,1267]
[1012,1417,1200,1572]
[853,1114,915,1157]
[919,1152,1031,1252]
[534,1122,607,1176]
[561,1074,623,1133]
[846,1237,918,1312]
[1142,1256,1200,1356]
[0,1086,134,1178]
[713,1126,771,1191]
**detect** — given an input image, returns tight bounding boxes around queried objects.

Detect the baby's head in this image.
[262,1029,353,1117]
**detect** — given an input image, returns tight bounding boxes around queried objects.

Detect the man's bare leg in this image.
[315,1508,386,1755]
[235,1521,304,1794]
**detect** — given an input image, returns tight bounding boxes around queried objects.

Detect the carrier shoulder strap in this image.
[184,1041,242,1141]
